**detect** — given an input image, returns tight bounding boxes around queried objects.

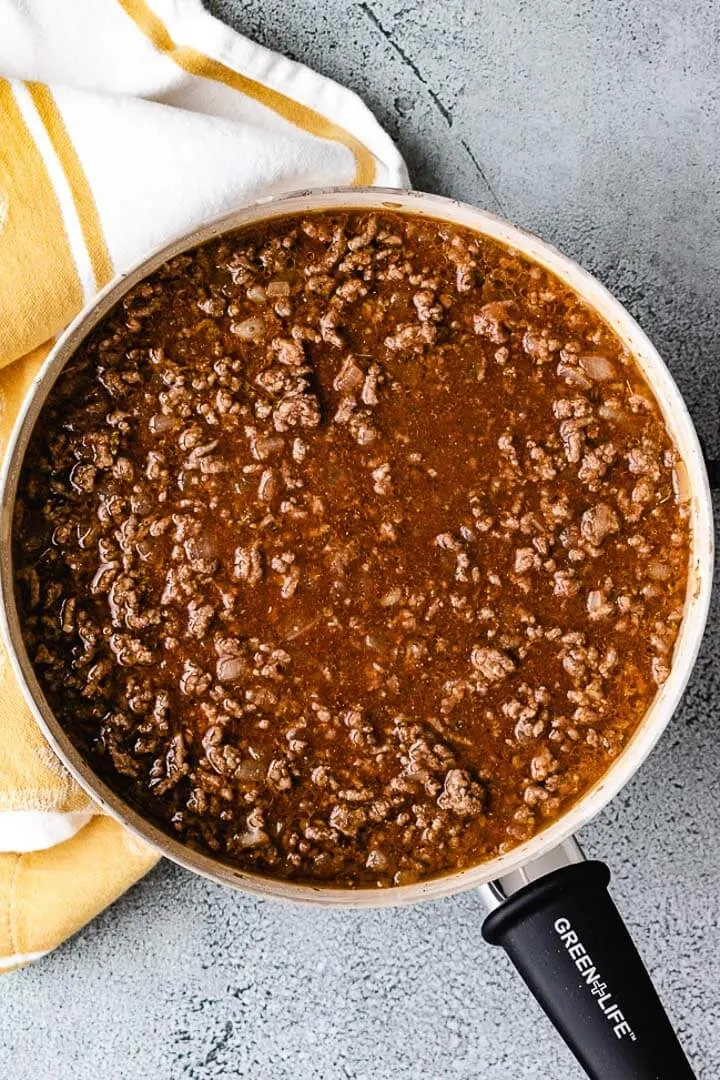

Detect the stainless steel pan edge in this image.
[0,186,713,909]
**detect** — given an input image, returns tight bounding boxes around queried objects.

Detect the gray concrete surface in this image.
[2,1,720,1077]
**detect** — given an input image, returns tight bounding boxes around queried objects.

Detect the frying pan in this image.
[0,187,713,1080]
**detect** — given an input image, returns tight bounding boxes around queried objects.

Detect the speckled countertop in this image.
[2,2,719,1077]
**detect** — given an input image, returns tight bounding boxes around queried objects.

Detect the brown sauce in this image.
[13,210,690,887]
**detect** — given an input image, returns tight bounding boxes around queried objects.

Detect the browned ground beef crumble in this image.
[13,210,690,887]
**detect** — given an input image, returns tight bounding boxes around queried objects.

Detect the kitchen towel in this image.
[0,0,407,971]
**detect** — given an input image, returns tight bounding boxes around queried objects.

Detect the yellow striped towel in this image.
[0,0,407,972]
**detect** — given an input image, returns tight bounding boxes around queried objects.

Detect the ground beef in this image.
[13,210,690,888]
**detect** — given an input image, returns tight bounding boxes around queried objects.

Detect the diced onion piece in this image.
[236,827,269,848]
[579,353,616,381]
[672,460,690,503]
[230,316,264,340]
[587,590,604,613]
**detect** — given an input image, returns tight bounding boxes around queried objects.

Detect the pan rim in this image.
[0,185,713,907]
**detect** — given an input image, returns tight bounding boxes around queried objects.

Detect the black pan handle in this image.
[482,853,697,1079]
